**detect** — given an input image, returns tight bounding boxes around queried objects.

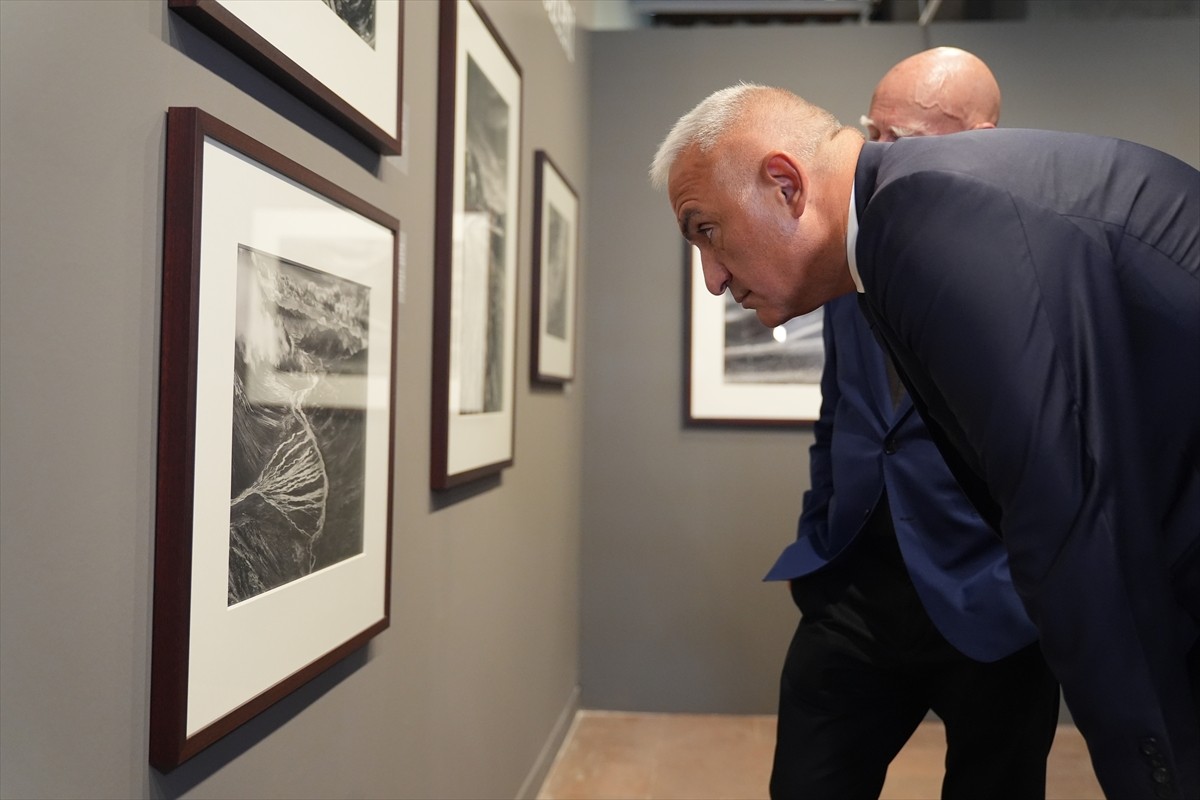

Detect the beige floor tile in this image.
[647,714,773,800]
[538,712,1104,800]
[879,721,945,799]
[540,713,658,800]
[1046,725,1105,800]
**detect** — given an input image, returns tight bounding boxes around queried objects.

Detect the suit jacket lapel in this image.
[853,267,912,434]
[854,142,915,430]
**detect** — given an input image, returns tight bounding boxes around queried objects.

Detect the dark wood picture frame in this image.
[530,150,579,384]
[169,0,405,155]
[151,107,399,771]
[685,243,824,426]
[430,0,523,489]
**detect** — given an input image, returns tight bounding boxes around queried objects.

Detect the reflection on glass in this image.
[545,203,570,340]
[723,300,825,385]
[458,55,509,414]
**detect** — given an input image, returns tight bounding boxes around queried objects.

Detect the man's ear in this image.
[764,152,805,217]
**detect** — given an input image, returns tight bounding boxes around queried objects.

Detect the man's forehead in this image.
[667,146,710,201]
[669,143,707,177]
[668,155,717,239]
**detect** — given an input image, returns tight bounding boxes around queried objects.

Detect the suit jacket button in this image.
[884,439,897,454]
[1141,738,1160,756]
[1152,766,1171,784]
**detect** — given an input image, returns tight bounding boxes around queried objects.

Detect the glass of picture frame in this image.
[169,0,405,155]
[150,107,399,771]
[430,0,523,489]
[686,244,824,425]
[531,150,579,384]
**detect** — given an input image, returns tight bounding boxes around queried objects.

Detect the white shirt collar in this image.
[846,184,864,293]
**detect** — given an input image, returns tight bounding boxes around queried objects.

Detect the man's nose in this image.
[701,254,730,296]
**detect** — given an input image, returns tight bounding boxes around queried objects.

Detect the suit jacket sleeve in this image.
[858,169,1199,800]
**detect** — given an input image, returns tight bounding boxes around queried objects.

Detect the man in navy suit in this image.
[650,82,1199,799]
[762,48,1060,800]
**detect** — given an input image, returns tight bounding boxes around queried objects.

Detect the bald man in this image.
[861,46,1001,142]
[763,48,1059,800]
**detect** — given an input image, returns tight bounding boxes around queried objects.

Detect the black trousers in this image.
[770,495,1061,800]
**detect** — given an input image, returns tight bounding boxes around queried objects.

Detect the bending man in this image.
[650,79,1200,799]
[765,48,1059,800]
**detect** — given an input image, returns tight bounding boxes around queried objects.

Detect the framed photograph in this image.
[530,150,579,383]
[686,245,824,425]
[430,0,523,489]
[151,107,399,771]
[169,0,405,155]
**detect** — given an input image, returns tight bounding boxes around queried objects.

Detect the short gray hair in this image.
[648,83,844,190]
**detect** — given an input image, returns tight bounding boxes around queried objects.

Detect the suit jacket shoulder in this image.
[853,131,1200,800]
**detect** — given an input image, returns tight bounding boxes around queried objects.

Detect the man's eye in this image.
[700,227,714,241]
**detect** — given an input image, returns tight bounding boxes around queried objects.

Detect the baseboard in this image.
[516,685,582,800]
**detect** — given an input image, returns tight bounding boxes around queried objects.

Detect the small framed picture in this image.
[530,150,579,383]
[150,107,399,771]
[169,0,405,155]
[686,245,824,425]
[430,0,523,489]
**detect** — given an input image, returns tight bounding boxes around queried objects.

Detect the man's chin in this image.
[755,308,790,328]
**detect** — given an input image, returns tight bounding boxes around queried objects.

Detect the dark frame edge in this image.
[530,149,578,385]
[430,0,524,490]
[429,0,458,490]
[168,0,404,156]
[150,106,204,773]
[150,106,400,771]
[176,617,388,765]
[529,151,547,383]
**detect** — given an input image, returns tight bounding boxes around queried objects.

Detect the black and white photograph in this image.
[545,204,570,340]
[229,246,369,605]
[168,0,403,154]
[322,0,377,48]
[458,55,511,414]
[431,0,523,488]
[686,245,823,425]
[723,298,824,385]
[151,108,398,772]
[531,150,580,383]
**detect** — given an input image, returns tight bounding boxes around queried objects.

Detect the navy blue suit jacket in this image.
[853,130,1200,800]
[765,292,1038,663]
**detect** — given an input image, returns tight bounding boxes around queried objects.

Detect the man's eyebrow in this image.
[678,209,697,240]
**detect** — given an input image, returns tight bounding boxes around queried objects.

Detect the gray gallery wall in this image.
[581,17,1200,714]
[0,1,586,798]
[3,2,1200,799]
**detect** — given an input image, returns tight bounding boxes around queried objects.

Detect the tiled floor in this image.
[537,711,1104,800]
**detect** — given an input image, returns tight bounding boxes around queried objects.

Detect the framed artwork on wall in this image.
[168,0,405,155]
[430,0,523,489]
[530,150,579,383]
[150,107,399,771]
[686,244,824,425]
